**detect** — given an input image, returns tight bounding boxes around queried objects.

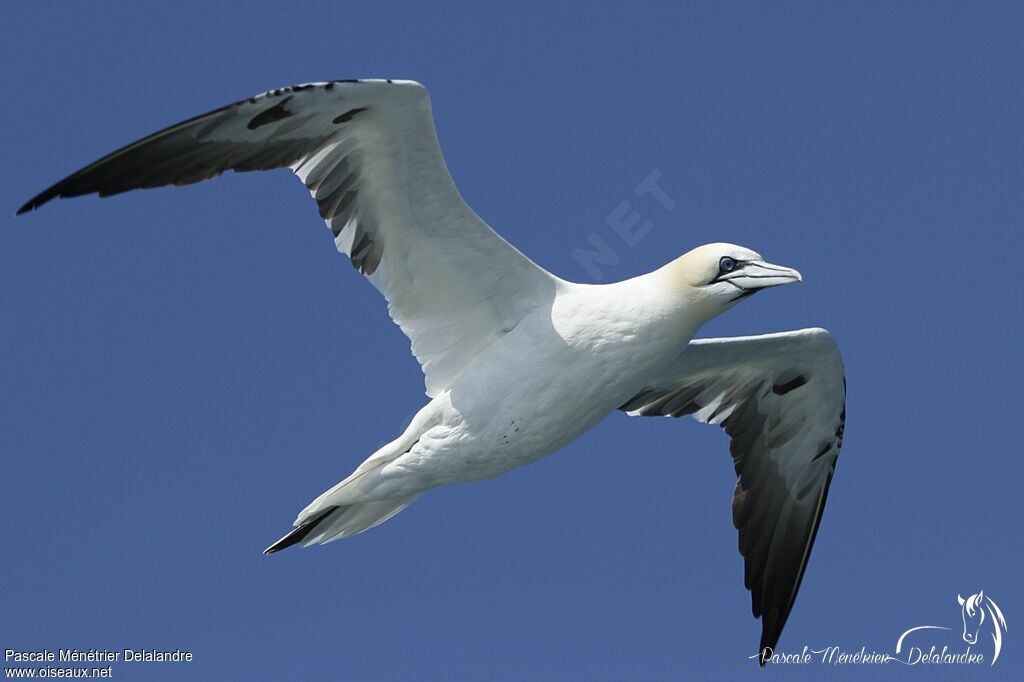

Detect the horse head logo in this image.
[958,591,1007,662]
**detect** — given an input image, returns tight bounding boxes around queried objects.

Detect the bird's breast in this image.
[437,285,696,479]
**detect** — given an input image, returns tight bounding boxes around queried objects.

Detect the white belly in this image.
[382,282,696,487]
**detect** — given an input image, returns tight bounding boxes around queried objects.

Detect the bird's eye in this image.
[719,257,738,273]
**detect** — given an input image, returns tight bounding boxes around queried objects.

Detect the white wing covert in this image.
[18,80,556,396]
[619,327,846,658]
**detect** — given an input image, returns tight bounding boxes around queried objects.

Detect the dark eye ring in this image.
[719,256,738,273]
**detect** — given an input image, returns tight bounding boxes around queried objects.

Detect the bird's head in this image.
[657,243,802,322]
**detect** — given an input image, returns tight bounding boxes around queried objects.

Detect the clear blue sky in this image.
[2,2,1021,679]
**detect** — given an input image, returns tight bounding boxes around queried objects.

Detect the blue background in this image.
[2,1,1020,679]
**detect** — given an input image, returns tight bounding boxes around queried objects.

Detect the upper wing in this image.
[619,327,846,660]
[18,79,557,396]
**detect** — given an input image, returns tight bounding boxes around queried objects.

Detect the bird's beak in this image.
[719,261,803,293]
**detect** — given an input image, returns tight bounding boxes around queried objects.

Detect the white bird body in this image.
[304,272,697,511]
[18,79,846,660]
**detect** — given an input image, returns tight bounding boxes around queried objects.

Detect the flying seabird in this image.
[17,79,846,660]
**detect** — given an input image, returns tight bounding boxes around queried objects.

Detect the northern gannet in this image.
[17,79,846,659]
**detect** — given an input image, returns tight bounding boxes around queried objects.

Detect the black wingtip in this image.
[756,643,771,668]
[263,506,340,555]
[751,641,771,668]
[757,615,782,668]
[16,188,57,216]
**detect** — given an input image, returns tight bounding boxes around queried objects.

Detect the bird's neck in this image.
[639,264,720,329]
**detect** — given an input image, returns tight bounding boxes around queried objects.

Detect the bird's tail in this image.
[264,494,420,554]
